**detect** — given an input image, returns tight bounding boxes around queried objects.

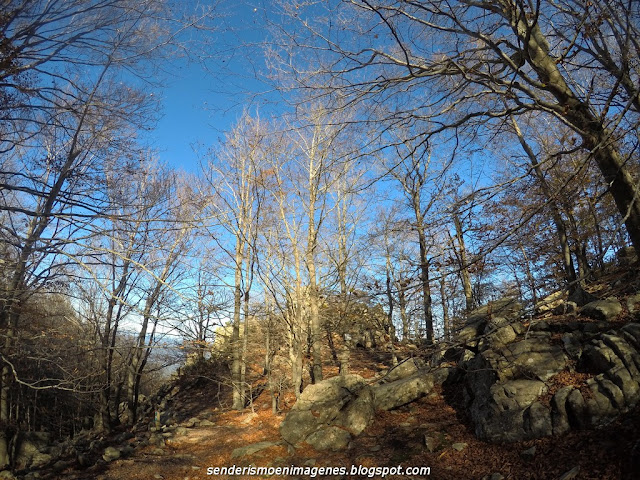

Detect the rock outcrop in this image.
[279,374,374,450]
[15,432,53,471]
[458,299,640,442]
[279,361,452,450]
[373,372,435,411]
[279,295,640,449]
[581,298,623,321]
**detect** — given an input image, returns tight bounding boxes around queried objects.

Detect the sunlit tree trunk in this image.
[412,192,434,344]
[510,117,589,301]
[504,8,640,256]
[291,249,304,398]
[452,212,473,312]
[520,244,538,306]
[384,252,399,365]
[397,279,410,341]
[438,264,450,341]
[232,233,245,410]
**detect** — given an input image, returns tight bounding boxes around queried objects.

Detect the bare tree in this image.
[271,0,640,255]
[385,139,451,344]
[257,109,346,394]
[123,172,197,425]
[259,186,306,398]
[451,206,475,313]
[204,113,268,409]
[171,259,229,361]
[294,108,346,382]
[0,0,215,466]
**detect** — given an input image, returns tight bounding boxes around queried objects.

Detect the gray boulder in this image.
[595,376,625,409]
[607,364,640,405]
[473,298,522,319]
[30,452,52,468]
[457,316,486,346]
[486,324,519,348]
[470,379,550,442]
[581,333,640,410]
[601,334,640,376]
[566,389,589,429]
[622,323,640,349]
[584,377,617,422]
[627,294,640,314]
[535,290,566,314]
[524,402,553,438]
[553,301,578,316]
[231,441,280,459]
[334,384,375,435]
[373,372,435,411]
[493,380,547,410]
[463,320,640,442]
[102,446,121,462]
[562,332,584,359]
[550,386,573,436]
[582,341,623,372]
[458,298,522,344]
[383,357,426,383]
[15,432,52,470]
[305,426,352,451]
[502,338,568,382]
[182,417,201,428]
[581,298,622,321]
[279,374,374,448]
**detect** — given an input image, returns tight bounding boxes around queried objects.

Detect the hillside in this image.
[17,273,640,480]
[25,355,639,480]
[32,385,638,480]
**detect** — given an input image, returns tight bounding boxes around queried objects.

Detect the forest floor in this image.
[42,269,640,480]
[55,344,639,480]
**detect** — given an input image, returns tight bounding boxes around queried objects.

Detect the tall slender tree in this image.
[205,114,267,409]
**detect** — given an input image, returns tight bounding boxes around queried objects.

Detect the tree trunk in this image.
[453,212,473,312]
[306,214,323,383]
[572,111,640,258]
[508,13,640,256]
[288,318,303,399]
[240,296,249,403]
[232,234,244,410]
[397,280,410,341]
[240,241,252,406]
[510,117,583,297]
[438,265,450,341]
[291,249,304,398]
[565,209,591,282]
[415,212,434,344]
[125,286,160,425]
[307,263,322,384]
[586,196,606,271]
[337,198,349,296]
[385,253,398,365]
[0,325,15,469]
[520,244,538,306]
[418,233,434,343]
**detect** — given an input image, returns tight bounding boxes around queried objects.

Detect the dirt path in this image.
[62,387,636,480]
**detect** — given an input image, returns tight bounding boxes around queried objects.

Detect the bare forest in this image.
[1,0,639,478]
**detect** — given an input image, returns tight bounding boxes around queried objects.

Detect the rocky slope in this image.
[9,279,640,479]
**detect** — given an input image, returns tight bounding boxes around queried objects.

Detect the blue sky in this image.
[146,2,275,173]
[149,65,217,172]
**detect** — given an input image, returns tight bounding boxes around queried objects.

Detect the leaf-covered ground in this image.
[47,273,640,480]
[58,351,638,480]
